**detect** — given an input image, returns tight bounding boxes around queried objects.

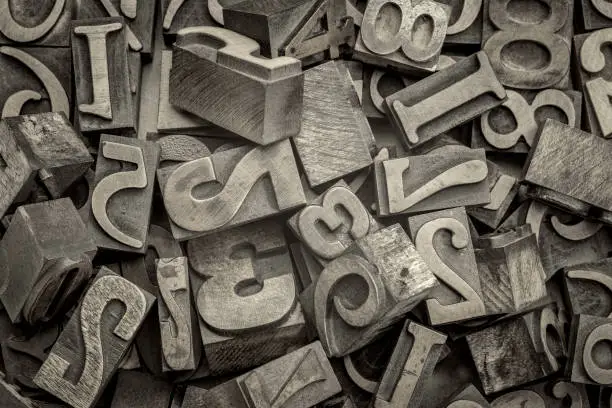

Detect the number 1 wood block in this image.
[72,17,134,134]
[34,268,155,408]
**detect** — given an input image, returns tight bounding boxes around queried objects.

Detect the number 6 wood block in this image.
[34,268,155,408]
[169,26,304,145]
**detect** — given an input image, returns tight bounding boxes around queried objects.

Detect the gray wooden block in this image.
[567,314,612,386]
[437,0,483,45]
[0,0,73,46]
[581,0,612,30]
[489,380,590,408]
[564,258,612,318]
[110,371,173,408]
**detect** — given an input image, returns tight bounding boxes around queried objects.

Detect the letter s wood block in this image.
[0,198,97,325]
[169,27,304,145]
[0,0,73,46]
[33,268,155,408]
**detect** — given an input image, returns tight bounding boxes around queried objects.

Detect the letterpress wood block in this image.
[385,52,506,150]
[2,113,92,198]
[474,225,548,314]
[156,256,197,372]
[436,0,482,45]
[162,0,219,43]
[373,320,447,408]
[77,0,155,55]
[352,0,450,74]
[361,68,412,119]
[582,0,612,30]
[0,199,96,325]
[158,140,306,241]
[288,180,380,264]
[375,148,490,216]
[567,314,612,385]
[187,220,308,375]
[197,341,341,408]
[564,258,612,317]
[482,0,572,89]
[490,380,590,408]
[157,50,211,134]
[522,120,612,224]
[467,161,518,229]
[471,89,582,154]
[0,0,73,46]
[443,385,490,408]
[0,373,36,408]
[407,207,487,325]
[170,27,303,145]
[72,17,134,134]
[110,371,173,408]
[293,61,373,187]
[34,268,155,408]
[321,395,356,408]
[119,224,184,377]
[149,133,212,165]
[502,200,612,280]
[466,314,555,395]
[0,46,71,120]
[575,29,612,138]
[65,169,95,224]
[89,135,159,253]
[300,224,437,357]
[522,303,567,374]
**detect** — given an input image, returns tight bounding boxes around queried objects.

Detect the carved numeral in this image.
[446,0,482,35]
[583,322,612,384]
[0,0,65,43]
[34,271,153,408]
[568,314,612,386]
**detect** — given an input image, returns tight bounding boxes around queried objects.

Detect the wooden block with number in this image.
[581,0,612,33]
[72,17,134,134]
[0,0,73,46]
[564,258,612,318]
[489,380,590,408]
[33,268,155,408]
[161,0,219,43]
[567,314,612,386]
[437,0,483,45]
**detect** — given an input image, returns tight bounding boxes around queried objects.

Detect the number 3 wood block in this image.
[34,268,155,408]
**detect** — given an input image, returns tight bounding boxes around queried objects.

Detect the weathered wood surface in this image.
[110,371,173,408]
[0,0,73,46]
[567,314,612,385]
[564,258,612,318]
[581,0,612,30]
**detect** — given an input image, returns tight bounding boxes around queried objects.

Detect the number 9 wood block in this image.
[0,198,97,325]
[169,26,304,145]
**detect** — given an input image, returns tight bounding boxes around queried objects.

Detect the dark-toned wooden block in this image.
[72,17,134,134]
[288,180,380,264]
[169,27,303,145]
[2,113,92,198]
[0,46,71,119]
[567,314,612,385]
[110,371,173,408]
[0,372,36,408]
[575,28,612,138]
[89,135,159,253]
[187,220,308,375]
[293,61,373,188]
[352,0,450,74]
[375,148,490,216]
[437,0,482,45]
[581,0,612,32]
[408,207,487,325]
[158,141,306,241]
[0,198,96,325]
[522,119,612,224]
[443,384,490,408]
[490,380,590,408]
[385,52,506,150]
[373,320,447,408]
[361,68,412,119]
[77,0,155,55]
[161,0,219,43]
[0,0,73,46]
[33,268,155,408]
[471,89,582,154]
[196,342,341,408]
[564,258,612,318]
[482,0,572,89]
[300,224,437,357]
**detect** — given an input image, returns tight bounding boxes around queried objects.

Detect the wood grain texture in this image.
[187,220,308,375]
[88,135,159,253]
[71,17,134,134]
[482,0,572,89]
[385,52,506,150]
[408,207,487,325]
[0,199,96,324]
[564,258,612,318]
[293,61,373,187]
[374,320,447,408]
[567,314,612,385]
[33,268,155,408]
[0,0,73,46]
[195,341,341,408]
[471,89,582,154]
[158,141,306,241]
[437,0,483,45]
[581,0,612,30]
[2,113,92,198]
[522,119,612,221]
[77,0,156,55]
[161,0,219,43]
[574,29,612,138]
[110,371,173,408]
[169,27,303,145]
[375,148,490,216]
[0,46,71,120]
